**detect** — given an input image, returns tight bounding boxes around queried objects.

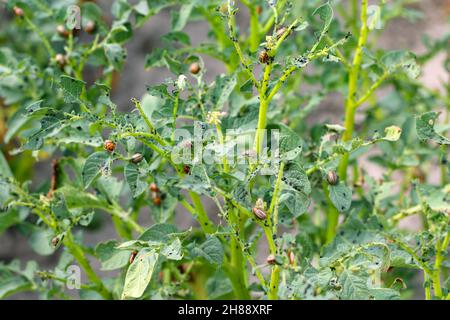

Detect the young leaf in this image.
[382,126,402,142]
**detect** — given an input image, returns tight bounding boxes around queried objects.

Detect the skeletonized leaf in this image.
[383,126,402,142]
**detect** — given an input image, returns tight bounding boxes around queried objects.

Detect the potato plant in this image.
[0,0,449,300]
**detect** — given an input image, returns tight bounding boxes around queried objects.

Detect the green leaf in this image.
[82,151,111,188]
[381,51,420,79]
[95,240,131,271]
[416,112,450,145]
[369,288,400,300]
[160,238,183,260]
[339,269,370,299]
[329,182,352,212]
[58,186,107,209]
[208,74,237,110]
[139,223,179,243]
[279,191,310,218]
[171,3,194,31]
[23,226,55,256]
[206,270,233,299]
[283,163,311,194]
[192,236,223,266]
[60,75,85,103]
[124,159,149,198]
[122,248,159,299]
[0,151,12,178]
[0,261,35,299]
[104,43,127,71]
[312,2,333,33]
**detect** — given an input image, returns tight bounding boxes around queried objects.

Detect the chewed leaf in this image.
[416,112,450,145]
[283,163,311,195]
[312,2,333,32]
[329,182,352,212]
[60,75,85,103]
[381,51,420,79]
[124,159,149,197]
[122,248,159,299]
[82,151,111,188]
[383,126,402,141]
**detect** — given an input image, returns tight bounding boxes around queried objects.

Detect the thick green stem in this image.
[268,265,280,300]
[227,208,250,299]
[432,231,449,298]
[338,0,369,182]
[248,6,260,52]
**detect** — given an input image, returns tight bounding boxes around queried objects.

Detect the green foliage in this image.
[0,0,448,301]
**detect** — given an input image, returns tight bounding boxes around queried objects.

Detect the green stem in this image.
[338,0,369,182]
[270,162,285,233]
[268,266,280,300]
[432,231,449,298]
[424,272,431,300]
[172,91,180,142]
[215,124,229,173]
[227,208,250,299]
[227,0,259,90]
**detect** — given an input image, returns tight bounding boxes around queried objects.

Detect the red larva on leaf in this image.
[149,183,159,193]
[13,6,24,17]
[104,140,116,152]
[152,196,162,206]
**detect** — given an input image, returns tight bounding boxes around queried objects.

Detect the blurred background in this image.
[0,0,448,299]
